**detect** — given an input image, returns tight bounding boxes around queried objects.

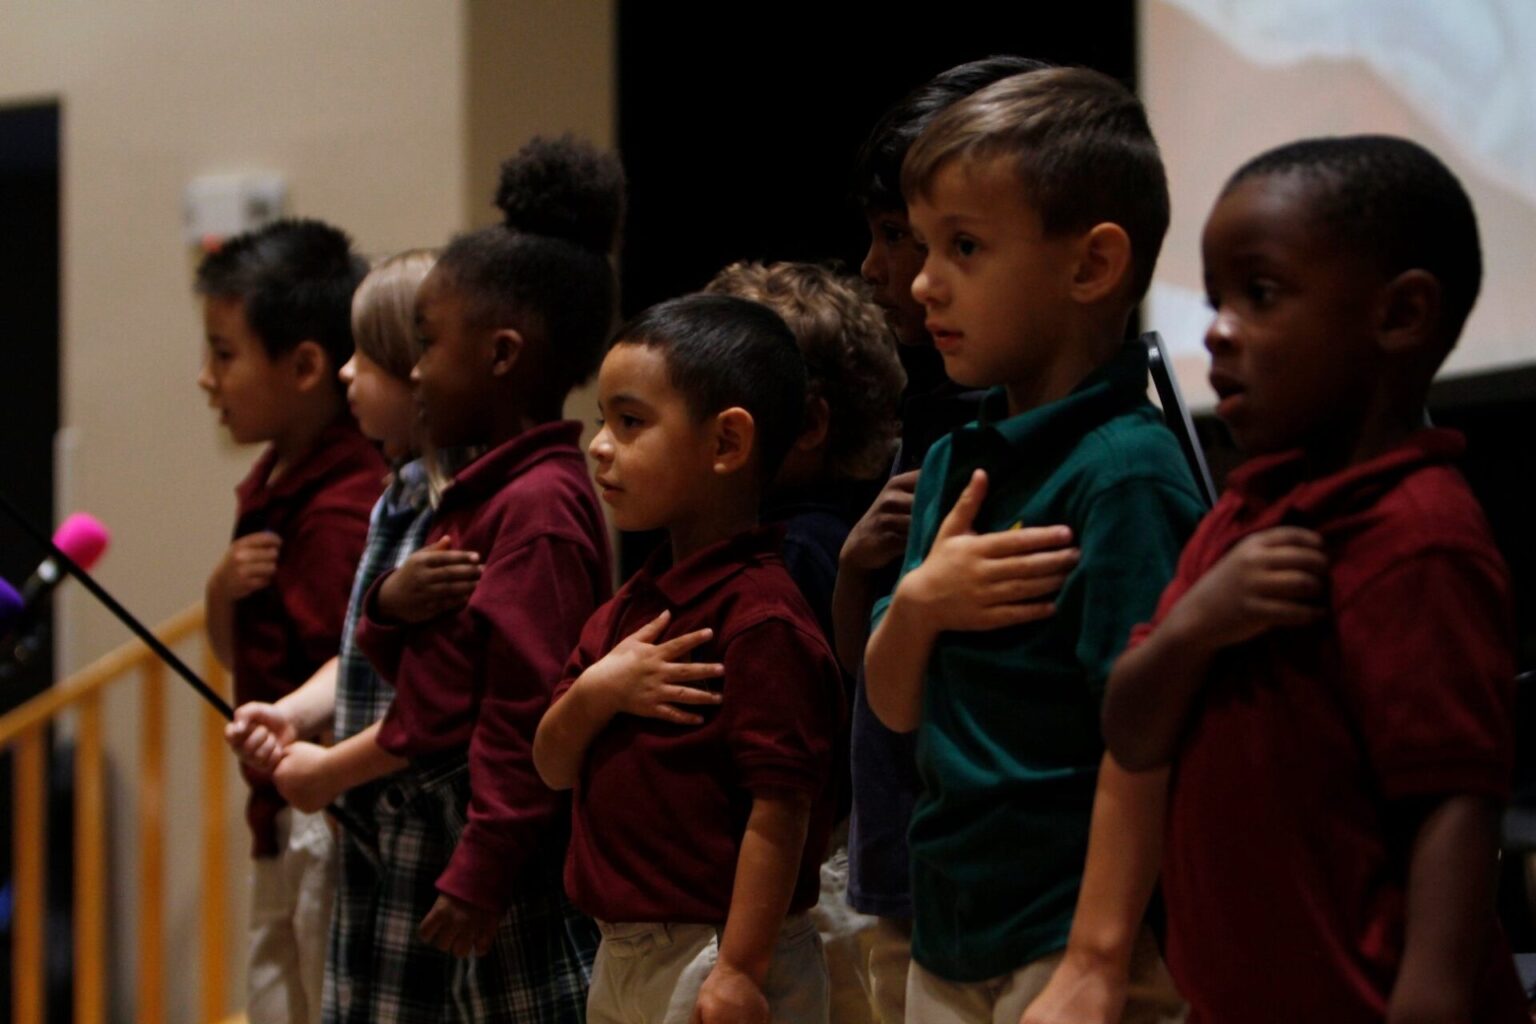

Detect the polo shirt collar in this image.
[439,420,585,512]
[235,416,377,516]
[940,340,1149,508]
[1226,428,1466,525]
[633,524,785,608]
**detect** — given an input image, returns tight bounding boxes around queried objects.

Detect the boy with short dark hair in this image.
[534,294,845,1024]
[1103,135,1527,1023]
[864,68,1203,1023]
[196,217,383,1024]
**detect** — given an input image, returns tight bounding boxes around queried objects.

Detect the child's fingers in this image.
[1250,597,1325,628]
[934,470,988,541]
[423,564,483,586]
[984,547,1080,582]
[1259,569,1327,602]
[1256,526,1324,549]
[657,627,714,658]
[1262,546,1329,576]
[664,662,725,686]
[628,610,672,644]
[987,573,1070,605]
[638,701,706,727]
[661,680,725,704]
[975,525,1075,558]
[985,601,1058,629]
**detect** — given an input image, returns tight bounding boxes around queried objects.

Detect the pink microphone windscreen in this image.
[0,578,21,631]
[53,513,110,571]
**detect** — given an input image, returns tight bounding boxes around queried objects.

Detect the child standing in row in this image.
[1104,136,1527,1023]
[865,68,1202,1023]
[273,136,625,1022]
[534,294,846,1024]
[831,55,1049,1024]
[197,218,382,1024]
[707,260,906,1024]
[224,249,475,1023]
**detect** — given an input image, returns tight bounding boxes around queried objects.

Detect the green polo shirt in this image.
[871,341,1206,981]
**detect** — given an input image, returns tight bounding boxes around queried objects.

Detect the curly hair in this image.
[707,261,905,480]
[437,135,627,405]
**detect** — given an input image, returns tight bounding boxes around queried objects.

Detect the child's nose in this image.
[196,359,215,393]
[912,262,939,307]
[1204,309,1238,354]
[859,242,884,288]
[339,355,356,385]
[588,427,613,462]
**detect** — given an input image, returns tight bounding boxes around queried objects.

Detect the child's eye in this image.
[879,222,908,246]
[1245,279,1279,308]
[619,414,643,430]
[953,235,979,258]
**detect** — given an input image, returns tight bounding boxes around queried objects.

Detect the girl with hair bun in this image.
[273,136,626,1023]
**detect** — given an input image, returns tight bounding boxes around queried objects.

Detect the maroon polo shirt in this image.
[1129,430,1525,1022]
[231,417,386,857]
[356,421,611,914]
[557,525,845,926]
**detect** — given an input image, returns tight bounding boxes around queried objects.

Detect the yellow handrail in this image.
[1,603,232,1024]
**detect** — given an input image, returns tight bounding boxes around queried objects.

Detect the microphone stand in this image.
[0,489,374,844]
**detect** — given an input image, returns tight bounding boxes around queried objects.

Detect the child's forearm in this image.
[532,684,613,791]
[1062,756,1169,971]
[1388,794,1500,1024]
[864,585,938,733]
[831,562,878,675]
[277,657,339,739]
[324,722,409,794]
[1101,608,1217,772]
[717,790,813,983]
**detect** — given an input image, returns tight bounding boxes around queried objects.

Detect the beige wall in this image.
[0,3,613,1020]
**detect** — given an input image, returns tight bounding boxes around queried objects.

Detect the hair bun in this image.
[494,135,626,254]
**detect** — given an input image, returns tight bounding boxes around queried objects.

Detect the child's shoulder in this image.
[716,555,832,653]
[1074,403,1195,488]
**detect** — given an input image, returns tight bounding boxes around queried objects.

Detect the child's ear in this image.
[793,395,831,453]
[488,328,525,378]
[289,340,331,393]
[1068,223,1133,304]
[1375,269,1442,356]
[711,407,756,476]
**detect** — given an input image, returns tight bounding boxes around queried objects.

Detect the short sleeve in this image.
[1069,477,1206,700]
[1336,550,1516,801]
[724,618,840,798]
[870,442,951,634]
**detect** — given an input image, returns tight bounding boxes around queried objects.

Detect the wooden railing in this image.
[0,604,233,1024]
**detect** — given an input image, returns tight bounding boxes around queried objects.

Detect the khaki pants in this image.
[906,929,1185,1024]
[587,913,829,1024]
[246,808,336,1024]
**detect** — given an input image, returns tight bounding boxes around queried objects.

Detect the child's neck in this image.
[1003,324,1122,418]
[667,489,760,565]
[1300,395,1424,478]
[482,391,563,450]
[268,391,346,482]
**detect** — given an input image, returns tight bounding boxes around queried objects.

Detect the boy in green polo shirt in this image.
[864,68,1205,1024]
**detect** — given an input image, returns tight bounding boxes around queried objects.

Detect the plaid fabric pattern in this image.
[328,754,598,1023]
[325,462,432,1024]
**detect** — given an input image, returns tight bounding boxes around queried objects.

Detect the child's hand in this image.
[841,469,920,572]
[691,960,769,1024]
[271,741,336,813]
[1172,526,1327,652]
[575,610,724,726]
[897,470,1079,633]
[212,532,281,601]
[224,701,297,774]
[376,536,482,624]
[1020,950,1126,1024]
[419,893,499,958]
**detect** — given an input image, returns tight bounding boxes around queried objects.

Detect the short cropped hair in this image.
[352,249,437,381]
[902,67,1170,301]
[706,261,905,480]
[437,135,626,401]
[1226,134,1482,345]
[614,294,807,481]
[195,218,368,372]
[853,55,1051,213]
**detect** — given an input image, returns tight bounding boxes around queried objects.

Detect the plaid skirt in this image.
[323,753,597,1024]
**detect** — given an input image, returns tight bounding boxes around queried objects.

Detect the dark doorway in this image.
[0,99,62,1021]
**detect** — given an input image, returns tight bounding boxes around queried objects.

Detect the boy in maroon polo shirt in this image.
[1103,136,1528,1023]
[196,218,382,1024]
[535,294,845,1024]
